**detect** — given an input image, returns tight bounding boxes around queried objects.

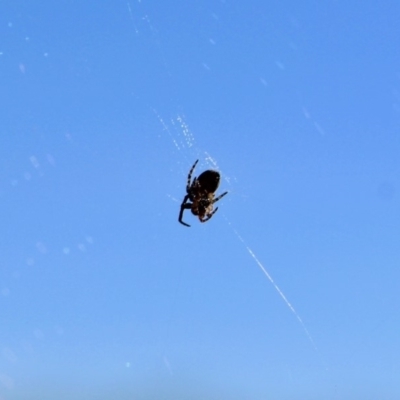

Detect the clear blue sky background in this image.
[1,1,400,399]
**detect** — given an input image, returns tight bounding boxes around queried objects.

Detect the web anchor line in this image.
[228,222,318,352]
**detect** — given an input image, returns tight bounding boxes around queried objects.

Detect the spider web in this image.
[127,2,319,355]
[156,110,318,352]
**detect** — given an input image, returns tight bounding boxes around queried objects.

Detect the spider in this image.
[178,159,228,227]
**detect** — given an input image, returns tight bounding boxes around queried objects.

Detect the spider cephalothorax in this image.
[178,159,228,227]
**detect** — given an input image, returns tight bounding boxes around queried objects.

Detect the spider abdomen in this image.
[196,170,220,193]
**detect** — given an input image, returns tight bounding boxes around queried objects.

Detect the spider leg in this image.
[212,191,228,204]
[186,159,199,192]
[178,194,192,227]
[200,207,219,223]
[199,192,227,224]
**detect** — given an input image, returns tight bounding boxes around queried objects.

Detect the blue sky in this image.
[1,1,400,399]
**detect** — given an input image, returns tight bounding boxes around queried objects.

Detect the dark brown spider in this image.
[178,159,228,227]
